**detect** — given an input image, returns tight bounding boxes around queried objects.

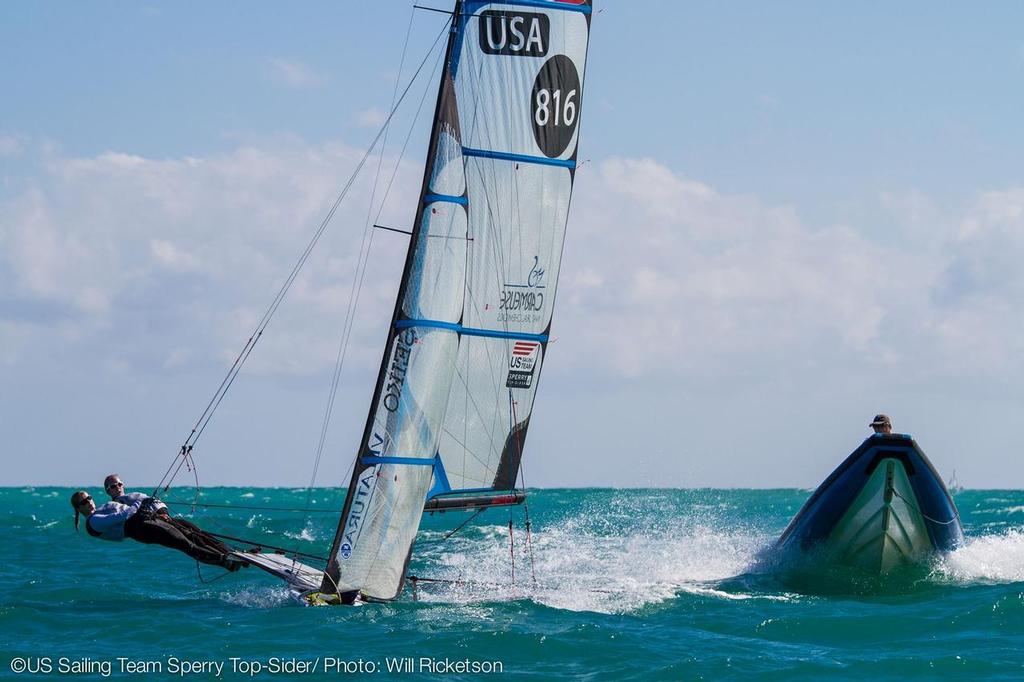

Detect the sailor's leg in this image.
[124,514,228,567]
[165,516,233,554]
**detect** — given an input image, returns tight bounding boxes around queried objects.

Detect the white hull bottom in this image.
[228,551,324,593]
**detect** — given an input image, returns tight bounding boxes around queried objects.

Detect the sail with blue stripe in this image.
[322,0,592,602]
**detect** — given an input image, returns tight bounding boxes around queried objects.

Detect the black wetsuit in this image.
[121,509,230,567]
[114,492,235,566]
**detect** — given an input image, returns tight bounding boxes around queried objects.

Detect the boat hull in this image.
[776,434,963,573]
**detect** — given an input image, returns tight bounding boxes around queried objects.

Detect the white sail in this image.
[323,0,592,602]
[433,0,589,502]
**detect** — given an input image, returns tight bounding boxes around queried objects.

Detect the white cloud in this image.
[355,108,388,129]
[4,144,1024,487]
[150,239,201,272]
[555,157,1024,387]
[0,320,31,366]
[0,134,22,156]
[928,188,1024,374]
[4,146,1024,400]
[0,138,419,377]
[267,58,327,89]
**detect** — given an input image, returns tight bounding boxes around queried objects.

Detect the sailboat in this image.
[222,0,593,605]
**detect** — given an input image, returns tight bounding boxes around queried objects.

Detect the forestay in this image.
[322,0,592,602]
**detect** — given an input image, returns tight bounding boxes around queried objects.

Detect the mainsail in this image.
[322,0,592,602]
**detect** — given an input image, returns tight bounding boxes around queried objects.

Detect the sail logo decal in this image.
[527,257,545,287]
[383,328,417,413]
[506,342,540,389]
[338,465,378,560]
[499,256,546,323]
[499,290,544,313]
[479,10,549,58]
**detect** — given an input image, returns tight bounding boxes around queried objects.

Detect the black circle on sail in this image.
[530,54,581,159]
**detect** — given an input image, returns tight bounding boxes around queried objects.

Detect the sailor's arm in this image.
[87,499,142,533]
[117,492,168,514]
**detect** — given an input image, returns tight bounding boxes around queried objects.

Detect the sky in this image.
[3,2,1024,489]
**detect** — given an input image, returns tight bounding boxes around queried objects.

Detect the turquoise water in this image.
[3,487,1023,680]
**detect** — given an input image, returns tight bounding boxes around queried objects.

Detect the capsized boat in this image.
[775,434,963,573]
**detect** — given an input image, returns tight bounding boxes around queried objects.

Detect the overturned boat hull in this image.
[776,434,963,573]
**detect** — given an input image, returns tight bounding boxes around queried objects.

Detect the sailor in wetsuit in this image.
[70,490,240,571]
[102,474,238,564]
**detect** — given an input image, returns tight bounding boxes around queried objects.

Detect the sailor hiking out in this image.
[71,484,242,571]
[102,474,239,563]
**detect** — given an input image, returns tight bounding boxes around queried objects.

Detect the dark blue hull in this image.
[777,434,963,571]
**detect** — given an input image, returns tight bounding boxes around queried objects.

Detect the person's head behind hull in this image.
[869,414,892,435]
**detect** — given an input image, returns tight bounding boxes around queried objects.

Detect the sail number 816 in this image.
[534,88,577,128]
[530,54,581,158]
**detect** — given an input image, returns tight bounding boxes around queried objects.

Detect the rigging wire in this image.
[442,507,486,539]
[511,395,538,586]
[164,499,336,513]
[373,224,413,236]
[406,574,516,601]
[158,447,202,511]
[153,15,454,498]
[406,575,507,589]
[412,4,454,14]
[200,530,329,563]
[523,513,537,587]
[891,488,962,526]
[407,574,615,597]
[508,519,516,586]
[194,562,235,585]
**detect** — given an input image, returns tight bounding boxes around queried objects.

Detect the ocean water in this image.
[3,487,1023,680]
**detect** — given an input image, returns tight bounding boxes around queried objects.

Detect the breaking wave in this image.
[413,494,783,613]
[411,491,1024,612]
[932,529,1024,584]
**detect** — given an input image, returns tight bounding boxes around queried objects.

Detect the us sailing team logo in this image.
[506,341,541,389]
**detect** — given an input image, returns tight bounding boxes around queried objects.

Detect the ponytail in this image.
[70,491,89,532]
